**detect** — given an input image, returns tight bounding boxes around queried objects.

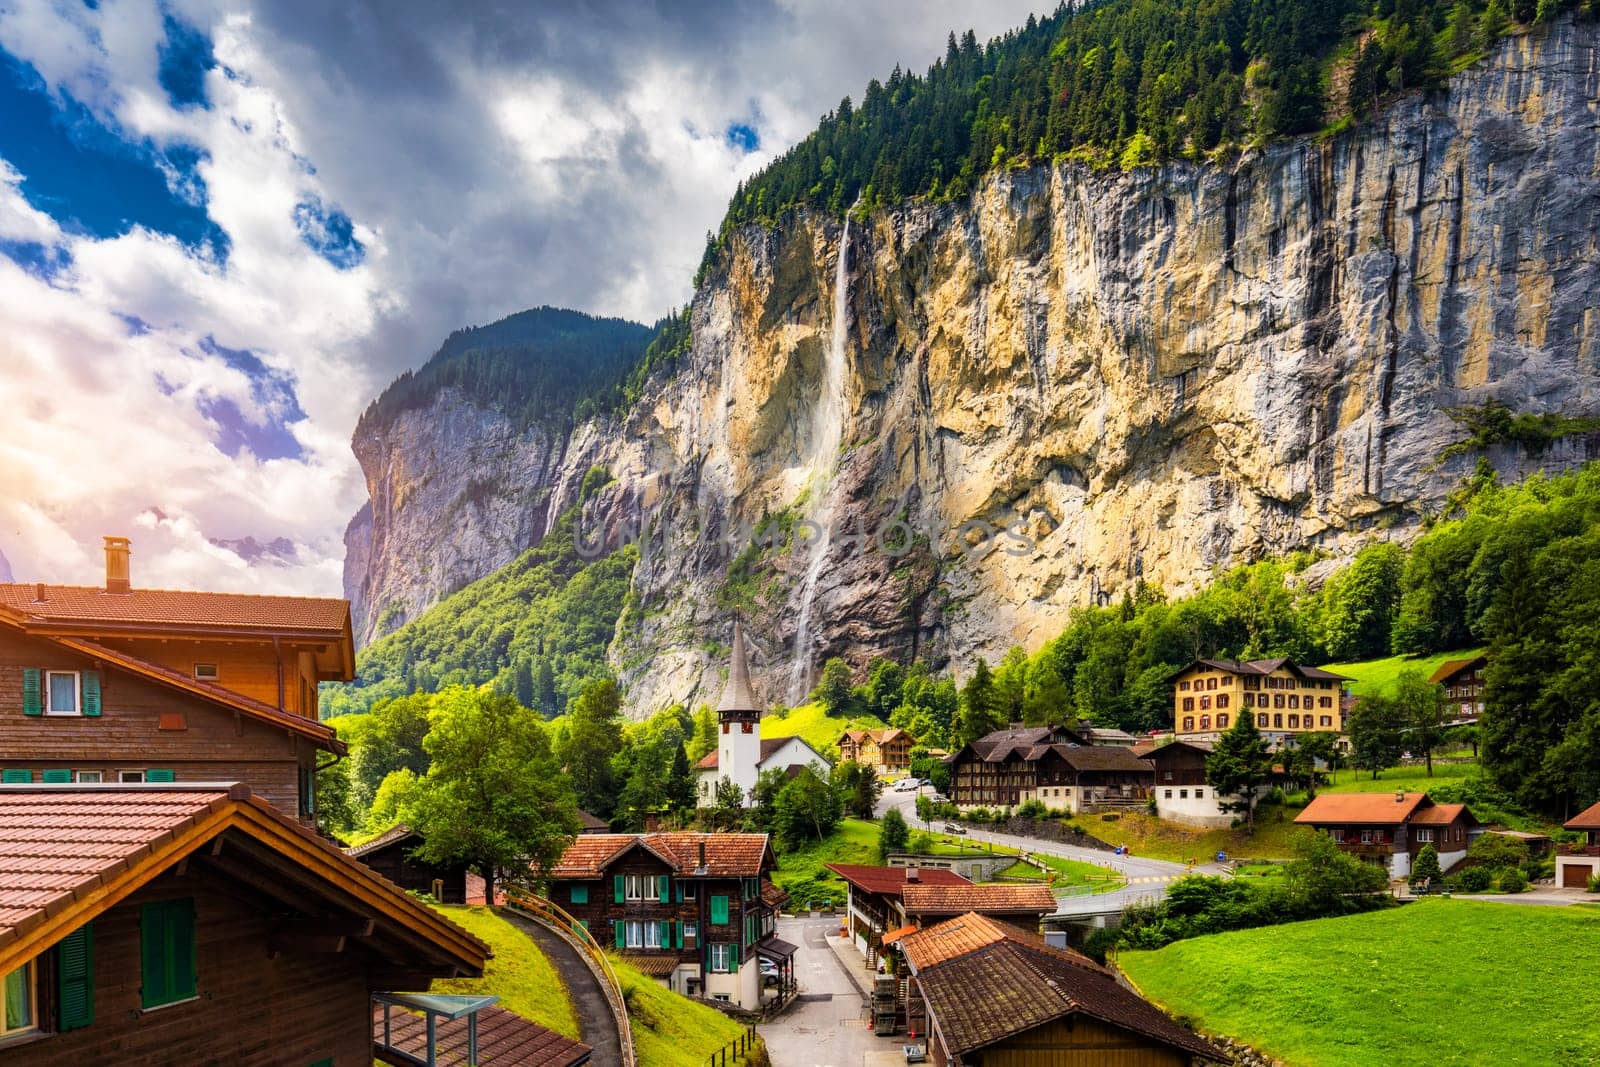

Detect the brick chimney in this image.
[905,866,920,883]
[103,536,131,594]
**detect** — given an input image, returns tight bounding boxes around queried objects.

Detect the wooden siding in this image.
[0,631,308,816]
[91,637,323,718]
[357,841,469,905]
[956,1016,1192,1067]
[1,879,373,1067]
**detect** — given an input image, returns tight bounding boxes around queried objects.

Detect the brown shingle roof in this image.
[1427,655,1488,684]
[373,1003,591,1066]
[1050,745,1153,772]
[0,583,349,634]
[824,864,971,898]
[1295,792,1431,826]
[346,822,418,858]
[620,954,680,977]
[550,833,773,879]
[1409,802,1473,827]
[901,883,1057,916]
[1565,799,1600,832]
[912,927,1223,1061]
[761,879,790,910]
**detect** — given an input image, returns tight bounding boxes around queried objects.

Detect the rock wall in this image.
[345,19,1600,714]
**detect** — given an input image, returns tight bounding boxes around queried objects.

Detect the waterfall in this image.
[789,217,851,702]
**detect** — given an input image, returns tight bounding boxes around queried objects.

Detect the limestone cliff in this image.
[345,19,1600,714]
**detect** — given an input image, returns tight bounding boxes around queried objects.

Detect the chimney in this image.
[32,582,45,603]
[103,537,131,594]
[698,840,707,868]
[905,866,919,882]
[1395,789,1406,804]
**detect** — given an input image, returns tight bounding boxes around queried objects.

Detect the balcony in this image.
[1559,844,1600,857]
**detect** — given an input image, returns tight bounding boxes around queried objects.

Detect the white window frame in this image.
[1,959,36,1037]
[1415,829,1433,843]
[45,671,81,716]
[684,921,699,947]
[645,922,661,949]
[625,875,642,902]
[1360,830,1373,844]
[709,943,733,973]
[193,663,219,682]
[73,770,103,783]
[624,921,644,949]
[119,770,146,783]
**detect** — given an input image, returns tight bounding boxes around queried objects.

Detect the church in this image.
[695,623,831,806]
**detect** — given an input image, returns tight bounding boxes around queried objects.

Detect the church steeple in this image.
[718,620,761,720]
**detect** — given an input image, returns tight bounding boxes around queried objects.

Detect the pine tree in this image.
[514,658,535,708]
[1205,708,1274,832]
[957,659,1001,746]
[1411,843,1443,887]
[878,808,910,860]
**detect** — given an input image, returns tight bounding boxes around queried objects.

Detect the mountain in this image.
[342,13,1600,717]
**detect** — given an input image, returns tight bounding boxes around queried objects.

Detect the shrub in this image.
[1016,799,1048,820]
[1498,868,1528,893]
[1467,833,1529,870]
[1410,844,1443,887]
[1588,873,1600,893]
[966,807,994,823]
[1101,812,1122,822]
[1458,867,1492,892]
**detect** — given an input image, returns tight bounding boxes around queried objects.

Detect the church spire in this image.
[718,620,760,715]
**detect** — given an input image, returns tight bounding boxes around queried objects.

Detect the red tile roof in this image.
[1565,799,1600,832]
[899,911,1032,970]
[761,879,791,910]
[373,1002,591,1066]
[0,583,350,634]
[901,883,1057,916]
[695,737,821,771]
[1295,792,1431,826]
[824,864,971,898]
[550,833,773,879]
[1409,802,1473,827]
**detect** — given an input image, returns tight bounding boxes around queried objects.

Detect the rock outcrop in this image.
[344,19,1600,714]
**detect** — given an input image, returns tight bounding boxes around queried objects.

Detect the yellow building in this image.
[1170,658,1350,741]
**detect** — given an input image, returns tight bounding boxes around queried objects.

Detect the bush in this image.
[1588,873,1600,893]
[1458,867,1492,892]
[1016,799,1048,820]
[1467,833,1529,871]
[1498,868,1528,893]
[966,807,994,823]
[1410,844,1443,887]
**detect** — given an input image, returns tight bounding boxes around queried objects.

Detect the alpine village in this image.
[6,2,1600,1066]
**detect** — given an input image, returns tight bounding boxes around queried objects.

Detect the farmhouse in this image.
[346,824,470,904]
[1295,792,1478,878]
[826,864,972,968]
[898,912,1225,1066]
[546,831,784,1008]
[1428,654,1488,723]
[945,725,1152,813]
[0,782,489,1066]
[837,727,915,776]
[898,883,1057,928]
[1557,799,1600,888]
[1170,659,1349,744]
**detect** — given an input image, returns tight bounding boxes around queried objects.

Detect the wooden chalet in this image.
[1295,792,1478,879]
[1557,799,1600,888]
[1428,654,1488,723]
[825,864,972,969]
[0,782,488,1066]
[837,728,915,775]
[945,725,1153,814]
[546,832,785,1009]
[347,824,470,905]
[898,912,1224,1066]
[1170,659,1349,742]
[0,538,355,822]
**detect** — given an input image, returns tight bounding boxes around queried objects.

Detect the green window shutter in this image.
[711,895,729,925]
[172,899,196,1000]
[674,880,683,903]
[674,921,682,949]
[659,921,671,948]
[42,770,71,784]
[613,875,625,903]
[81,672,101,717]
[141,899,196,1009]
[1,769,31,784]
[140,903,168,1008]
[146,769,175,784]
[614,921,625,950]
[730,943,739,969]
[57,923,94,1031]
[22,669,42,716]
[659,876,671,903]
[570,884,588,905]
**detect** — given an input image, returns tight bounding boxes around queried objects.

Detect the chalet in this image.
[945,725,1152,813]
[576,809,610,834]
[826,864,972,968]
[1295,792,1478,879]
[1081,727,1139,747]
[837,728,915,776]
[0,782,489,1066]
[898,912,1224,1066]
[1146,740,1229,828]
[546,832,785,1009]
[694,625,831,807]
[1428,654,1488,723]
[1170,659,1350,743]
[347,824,469,904]
[898,883,1057,929]
[1556,799,1600,888]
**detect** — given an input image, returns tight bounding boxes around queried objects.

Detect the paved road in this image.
[875,786,1225,913]
[502,911,623,1065]
[760,916,879,1067]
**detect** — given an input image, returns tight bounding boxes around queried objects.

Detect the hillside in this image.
[1326,648,1486,697]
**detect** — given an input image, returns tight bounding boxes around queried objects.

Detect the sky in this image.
[0,0,1053,596]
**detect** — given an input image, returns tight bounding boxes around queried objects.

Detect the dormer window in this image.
[47,671,81,715]
[193,664,219,682]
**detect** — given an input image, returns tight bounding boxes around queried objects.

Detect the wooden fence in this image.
[504,893,637,1067]
[705,1024,764,1065]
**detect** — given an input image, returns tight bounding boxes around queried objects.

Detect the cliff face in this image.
[345,19,1600,711]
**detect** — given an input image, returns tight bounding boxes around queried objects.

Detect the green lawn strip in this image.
[1076,807,1311,864]
[1319,761,1479,794]
[771,817,881,909]
[759,702,887,757]
[428,905,582,1040]
[995,856,1126,895]
[1324,648,1485,699]
[1119,900,1600,1067]
[609,954,749,1067]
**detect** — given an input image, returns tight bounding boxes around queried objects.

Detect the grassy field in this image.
[996,855,1126,894]
[1120,900,1600,1067]
[771,817,880,908]
[1080,806,1312,864]
[429,906,582,1039]
[760,702,887,756]
[1320,759,1480,794]
[609,954,750,1067]
[1325,648,1484,698]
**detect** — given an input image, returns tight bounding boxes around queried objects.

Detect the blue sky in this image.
[0,0,1052,594]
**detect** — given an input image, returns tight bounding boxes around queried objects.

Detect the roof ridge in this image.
[0,580,348,604]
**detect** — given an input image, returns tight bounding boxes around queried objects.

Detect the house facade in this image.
[944,725,1152,813]
[346,824,470,904]
[1171,659,1349,744]
[1428,655,1488,723]
[546,832,781,1009]
[837,728,914,776]
[0,782,487,1066]
[1146,740,1232,828]
[825,864,973,968]
[1557,800,1600,888]
[1295,792,1478,878]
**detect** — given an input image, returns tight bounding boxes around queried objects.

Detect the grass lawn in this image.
[609,954,749,1067]
[771,817,880,908]
[1320,760,1480,794]
[1119,900,1600,1067]
[1325,648,1484,698]
[760,702,886,757]
[1079,806,1312,864]
[996,855,1126,894]
[429,906,582,1039]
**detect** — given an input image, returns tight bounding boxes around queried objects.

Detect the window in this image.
[1179,789,1188,799]
[1199,715,1211,730]
[1416,829,1434,843]
[1195,789,1205,799]
[1274,694,1285,709]
[1179,681,1191,691]
[1331,828,1344,842]
[1217,694,1229,709]
[1217,714,1229,729]
[74,771,102,783]
[1258,713,1268,727]
[684,922,699,948]
[0,770,30,784]
[1206,678,1217,691]
[682,881,697,901]
[1182,716,1194,731]
[140,898,197,1009]
[1274,715,1283,728]
[623,874,664,902]
[1182,697,1194,712]
[1164,789,1172,798]
[1288,695,1299,709]
[119,770,145,783]
[2,960,34,1037]
[57,925,93,1031]
[644,922,661,949]
[1199,695,1211,710]
[1320,697,1333,708]
[1360,830,1373,844]
[1288,715,1299,729]
[1320,716,1333,727]
[47,671,80,715]
[709,943,737,973]
[623,922,644,949]
[570,884,588,905]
